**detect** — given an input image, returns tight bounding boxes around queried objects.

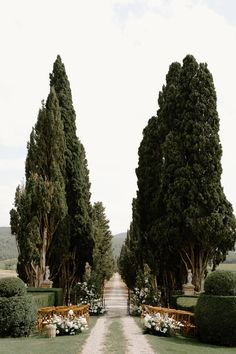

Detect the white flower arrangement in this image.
[75,282,106,316]
[49,310,88,336]
[142,312,183,336]
[130,284,160,316]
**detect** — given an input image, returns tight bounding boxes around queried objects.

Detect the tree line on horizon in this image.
[119,54,236,303]
[9,56,114,303]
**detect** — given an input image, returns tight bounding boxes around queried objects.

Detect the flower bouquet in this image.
[50,309,88,336]
[142,312,182,336]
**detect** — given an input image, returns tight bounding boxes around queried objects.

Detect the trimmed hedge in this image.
[171,295,198,312]
[27,288,63,306]
[195,294,236,346]
[0,277,26,297]
[204,270,236,296]
[31,292,55,308]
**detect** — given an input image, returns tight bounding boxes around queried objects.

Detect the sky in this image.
[1,0,236,235]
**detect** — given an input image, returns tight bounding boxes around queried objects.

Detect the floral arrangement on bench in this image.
[39,308,88,336]
[142,312,183,336]
[37,304,89,334]
[142,305,197,337]
[50,309,88,336]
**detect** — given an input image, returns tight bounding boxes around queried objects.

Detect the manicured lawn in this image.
[103,318,127,354]
[217,263,236,272]
[135,318,236,354]
[0,316,98,354]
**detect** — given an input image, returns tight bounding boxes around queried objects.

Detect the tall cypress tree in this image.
[135,63,183,294]
[161,55,236,290]
[91,202,114,294]
[48,56,94,301]
[134,55,236,295]
[10,88,67,286]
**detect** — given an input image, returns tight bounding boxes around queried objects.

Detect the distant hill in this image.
[0,227,18,260]
[112,232,126,259]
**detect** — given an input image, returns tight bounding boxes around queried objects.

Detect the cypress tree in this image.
[91,202,114,294]
[161,55,236,290]
[10,88,67,286]
[135,63,183,295]
[134,55,236,295]
[48,56,94,301]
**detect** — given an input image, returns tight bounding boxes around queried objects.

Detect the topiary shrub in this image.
[0,277,37,337]
[204,270,236,296]
[195,271,236,346]
[0,277,27,297]
[195,294,236,346]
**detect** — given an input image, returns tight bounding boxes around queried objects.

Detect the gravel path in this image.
[80,273,157,354]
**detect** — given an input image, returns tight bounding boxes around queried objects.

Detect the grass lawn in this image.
[217,263,236,272]
[135,318,236,354]
[102,318,127,354]
[0,316,98,354]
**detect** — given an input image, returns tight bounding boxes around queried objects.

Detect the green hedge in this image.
[204,270,236,296]
[30,292,55,308]
[0,277,26,297]
[0,295,37,337]
[171,295,198,312]
[27,288,63,306]
[195,294,236,346]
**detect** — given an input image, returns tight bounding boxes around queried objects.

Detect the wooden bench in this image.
[142,304,197,337]
[37,304,89,330]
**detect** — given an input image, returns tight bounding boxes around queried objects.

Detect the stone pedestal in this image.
[182,283,195,296]
[40,280,53,288]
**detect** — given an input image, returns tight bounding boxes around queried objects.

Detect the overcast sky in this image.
[1,0,236,235]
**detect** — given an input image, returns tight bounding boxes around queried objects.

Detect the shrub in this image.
[0,295,37,337]
[204,270,236,296]
[0,277,37,337]
[195,294,236,346]
[0,277,26,297]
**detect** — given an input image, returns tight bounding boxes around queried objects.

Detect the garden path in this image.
[80,273,156,354]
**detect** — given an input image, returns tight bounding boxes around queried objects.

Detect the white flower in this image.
[68,309,74,316]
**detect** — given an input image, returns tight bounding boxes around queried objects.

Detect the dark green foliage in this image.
[118,227,138,289]
[48,56,94,302]
[91,202,114,294]
[195,294,236,346]
[118,199,143,290]
[10,87,67,286]
[27,288,63,306]
[0,277,36,337]
[204,270,236,296]
[30,292,55,308]
[0,296,37,337]
[133,55,236,300]
[10,55,94,298]
[0,277,26,297]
